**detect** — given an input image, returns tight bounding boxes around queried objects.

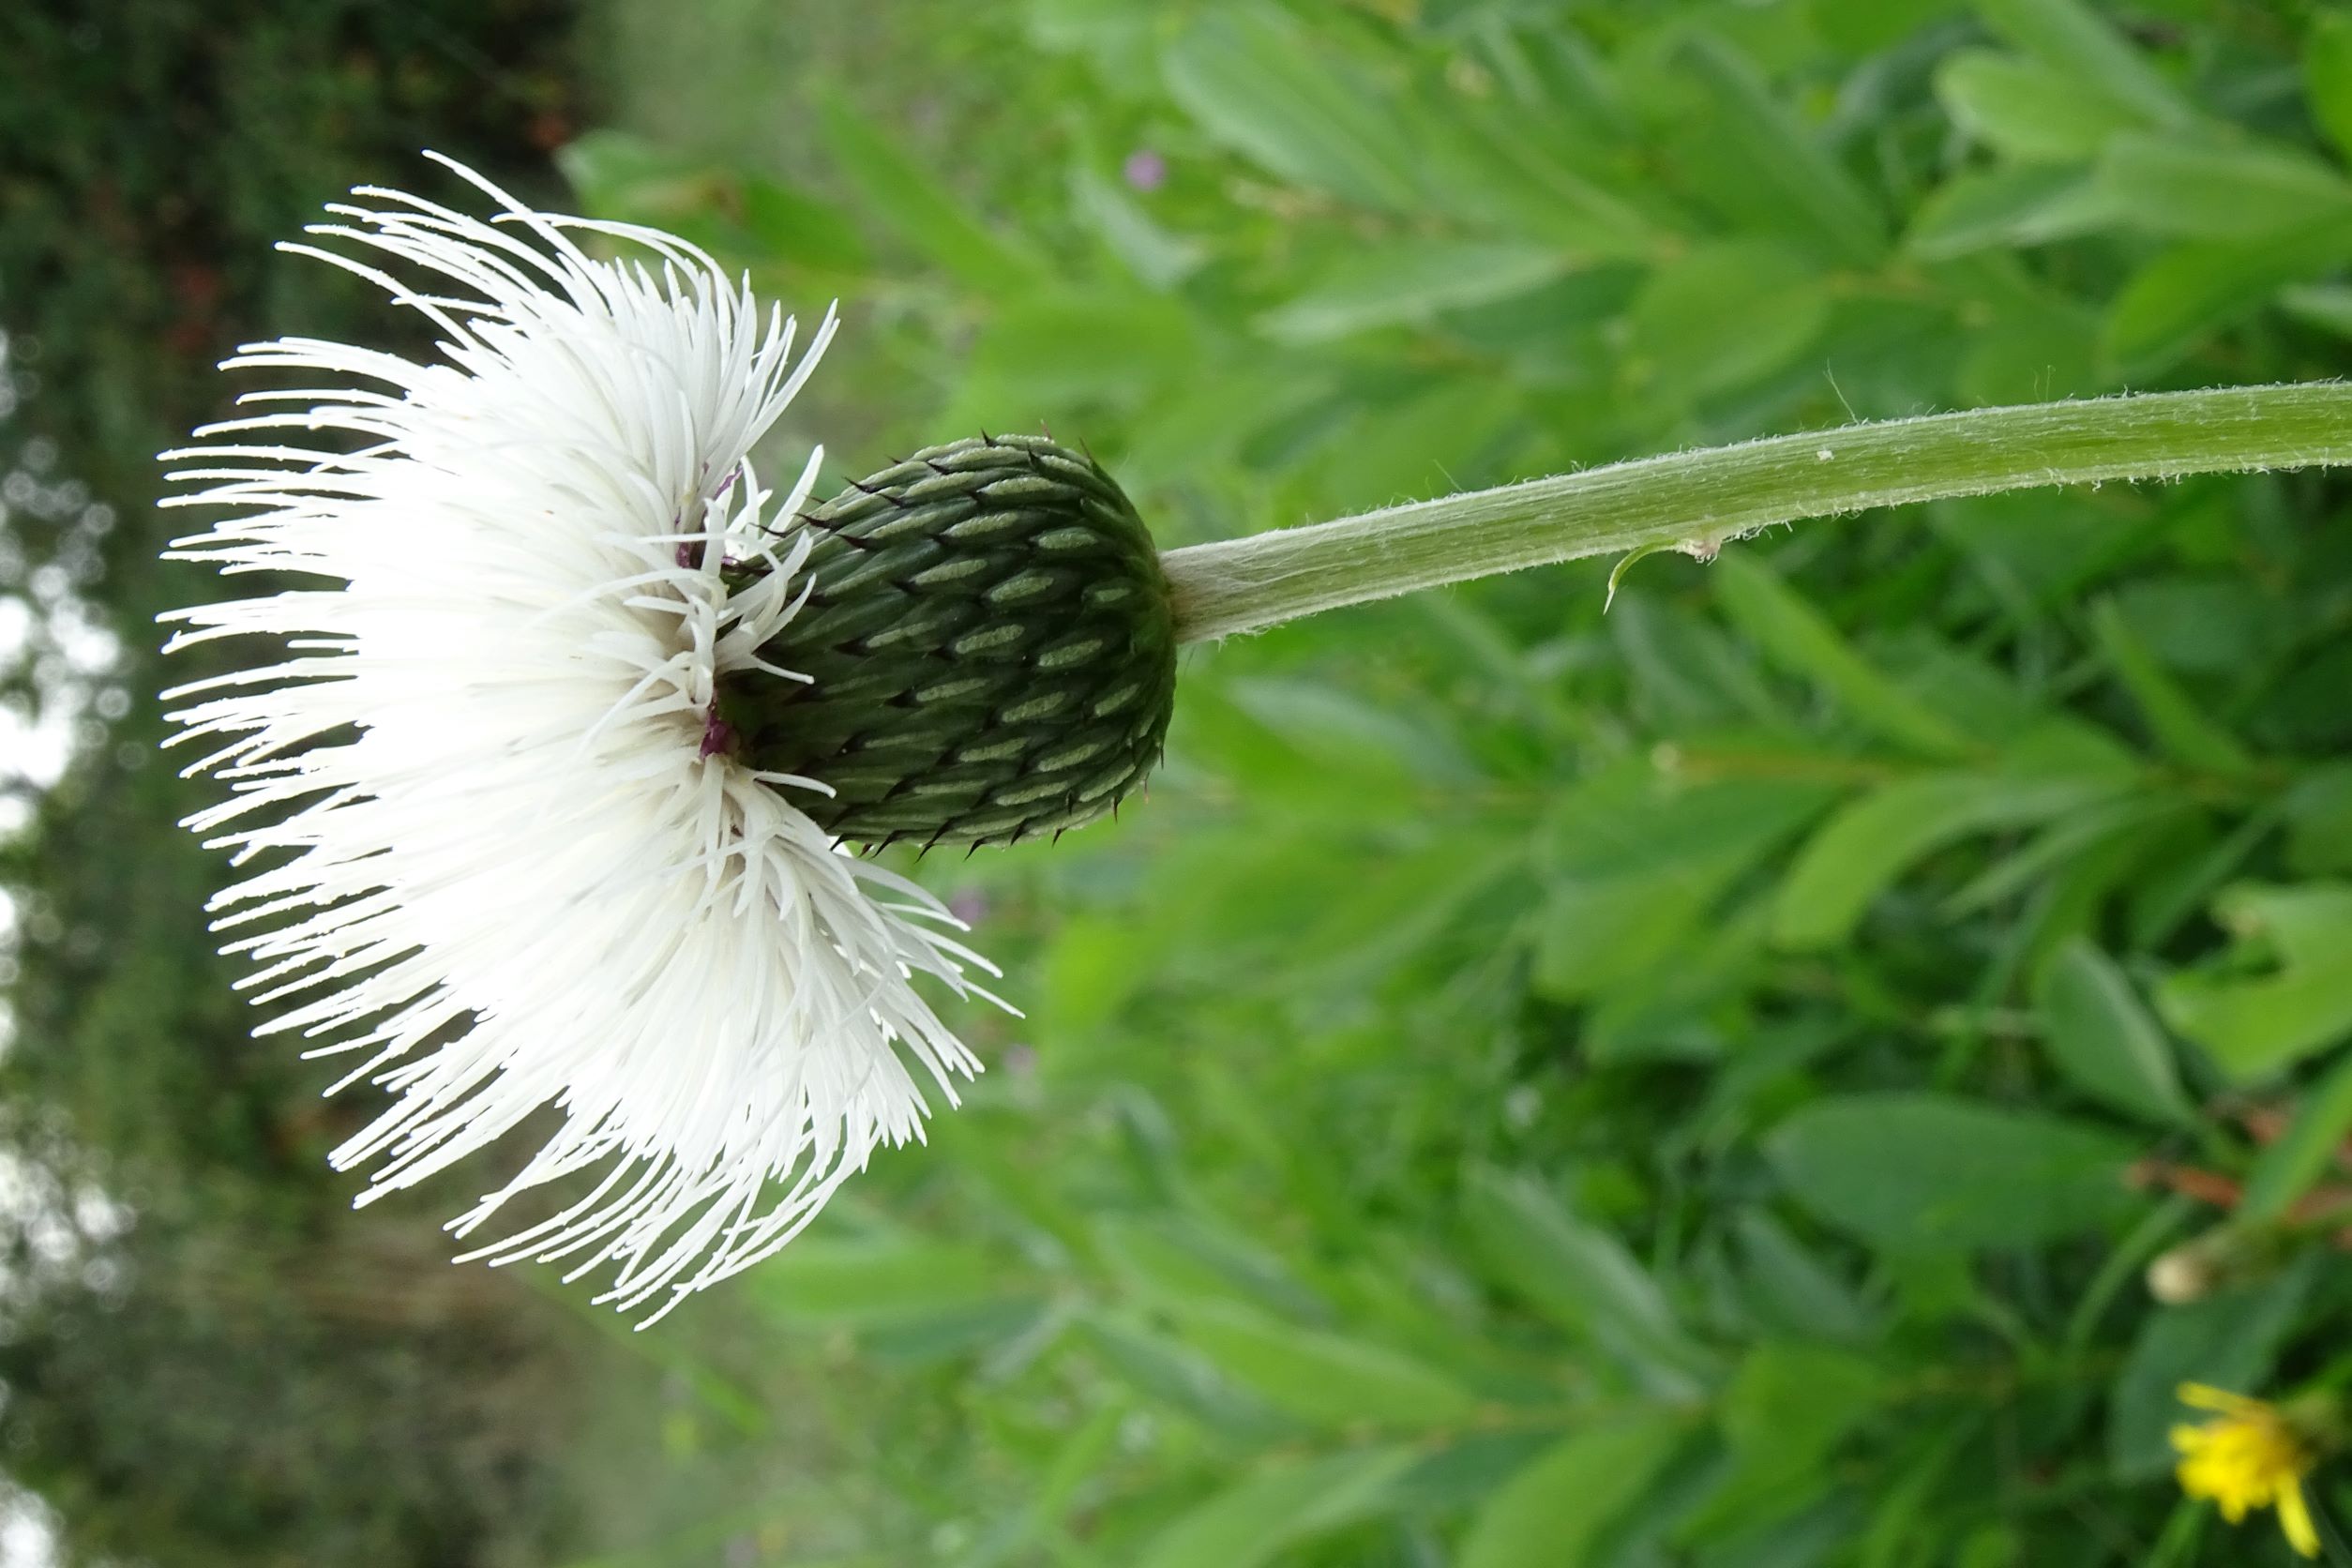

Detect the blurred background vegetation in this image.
[6,0,2352,1563]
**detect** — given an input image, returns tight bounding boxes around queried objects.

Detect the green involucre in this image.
[726,433,1177,847]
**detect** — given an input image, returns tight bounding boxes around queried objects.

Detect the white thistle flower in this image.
[159,156,1002,1323]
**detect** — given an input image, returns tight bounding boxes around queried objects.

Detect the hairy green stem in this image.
[1158,383,2352,644]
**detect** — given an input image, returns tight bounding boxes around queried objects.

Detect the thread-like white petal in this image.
[163,158,988,1324]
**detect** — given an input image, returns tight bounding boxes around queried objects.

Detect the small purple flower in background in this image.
[1122,149,1167,192]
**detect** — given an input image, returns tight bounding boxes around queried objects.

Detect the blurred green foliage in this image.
[9,0,2352,1564]
[560,0,2352,1563]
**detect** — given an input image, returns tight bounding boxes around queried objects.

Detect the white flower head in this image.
[159,155,998,1324]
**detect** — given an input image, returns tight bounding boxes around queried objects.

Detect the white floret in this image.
[159,156,990,1323]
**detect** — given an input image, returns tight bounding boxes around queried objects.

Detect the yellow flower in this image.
[2171,1383,2321,1560]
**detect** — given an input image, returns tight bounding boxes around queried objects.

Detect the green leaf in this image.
[1906,165,2120,259]
[1936,51,2141,162]
[1815,0,1969,52]
[2305,10,2352,163]
[1283,835,1523,989]
[855,1299,1047,1365]
[2285,765,2352,876]
[1161,8,1420,211]
[2281,279,2352,339]
[1535,773,1832,1001]
[1094,1214,1325,1322]
[2103,221,2352,376]
[1420,102,1659,258]
[2160,883,2352,1078]
[746,1237,1023,1324]
[1463,1168,1711,1387]
[1295,377,1529,515]
[1943,794,2179,919]
[1079,1313,1295,1441]
[558,127,695,212]
[1225,675,1476,789]
[1259,241,1572,344]
[1771,1093,2143,1249]
[1041,914,1147,1036]
[2034,938,2192,1126]
[2106,1260,2314,1478]
[1070,164,1204,290]
[1079,1313,1296,1441]
[1137,1447,1415,1568]
[1712,554,1974,760]
[1383,1431,1561,1514]
[1954,301,2102,406]
[1773,773,2120,950]
[946,290,1199,424]
[1733,1209,1877,1345]
[1621,242,1830,402]
[817,92,1048,294]
[1724,1343,1887,1457]
[743,1238,1044,1364]
[1534,876,1726,1002]
[2242,1050,2352,1222]
[954,1404,1126,1568]
[1457,1415,1688,1568]
[556,129,872,277]
[1857,1428,1972,1568]
[1976,0,2197,132]
[1673,35,1888,264]
[2099,134,2352,240]
[1173,1301,1479,1432]
[1583,894,1774,1063]
[1610,592,1790,727]
[734,180,877,278]
[1684,1343,1889,1541]
[2088,597,2255,776]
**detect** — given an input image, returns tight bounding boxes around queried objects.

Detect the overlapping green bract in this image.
[731,434,1176,847]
